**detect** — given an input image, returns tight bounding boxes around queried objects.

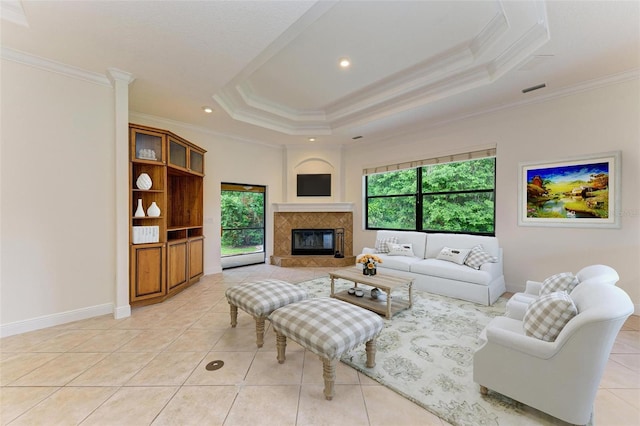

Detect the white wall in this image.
[344,79,640,308]
[1,59,116,333]
[128,115,286,275]
[2,58,637,337]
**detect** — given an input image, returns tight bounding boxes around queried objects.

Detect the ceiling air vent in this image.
[522,83,546,94]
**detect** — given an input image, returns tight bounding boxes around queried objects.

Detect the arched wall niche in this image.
[293,157,335,174]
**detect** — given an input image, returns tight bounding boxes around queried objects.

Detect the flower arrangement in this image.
[357,254,383,272]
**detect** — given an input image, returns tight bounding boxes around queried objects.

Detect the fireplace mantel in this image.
[272,202,354,213]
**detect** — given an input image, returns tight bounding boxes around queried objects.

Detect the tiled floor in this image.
[1,264,638,425]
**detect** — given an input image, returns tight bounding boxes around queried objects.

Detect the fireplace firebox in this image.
[291,229,335,256]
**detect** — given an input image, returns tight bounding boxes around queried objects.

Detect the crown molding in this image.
[0,0,28,27]
[128,111,286,149]
[1,47,111,86]
[214,0,551,135]
[213,90,332,135]
[238,83,326,122]
[363,69,640,147]
[107,68,135,85]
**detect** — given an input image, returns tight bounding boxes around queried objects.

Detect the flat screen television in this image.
[297,173,331,197]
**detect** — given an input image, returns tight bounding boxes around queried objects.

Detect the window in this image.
[365,156,496,235]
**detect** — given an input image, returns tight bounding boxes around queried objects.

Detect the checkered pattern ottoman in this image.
[269,297,384,400]
[225,279,308,348]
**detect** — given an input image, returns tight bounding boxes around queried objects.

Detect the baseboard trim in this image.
[0,303,114,338]
[114,304,131,320]
[205,266,223,275]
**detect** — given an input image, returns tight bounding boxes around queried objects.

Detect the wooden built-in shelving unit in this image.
[129,123,206,306]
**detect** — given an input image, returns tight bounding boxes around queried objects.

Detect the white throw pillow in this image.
[375,236,398,253]
[387,243,414,256]
[464,244,498,269]
[436,247,471,265]
[523,291,577,342]
[539,272,579,296]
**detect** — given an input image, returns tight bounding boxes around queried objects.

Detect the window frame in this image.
[365,157,496,236]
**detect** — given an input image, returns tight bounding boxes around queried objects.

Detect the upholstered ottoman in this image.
[225,279,308,348]
[269,297,384,400]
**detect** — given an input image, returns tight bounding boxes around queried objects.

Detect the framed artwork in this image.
[518,151,621,228]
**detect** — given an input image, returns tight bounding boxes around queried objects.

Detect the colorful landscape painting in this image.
[519,152,619,227]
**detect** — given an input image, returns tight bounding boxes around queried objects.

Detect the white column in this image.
[107,68,135,319]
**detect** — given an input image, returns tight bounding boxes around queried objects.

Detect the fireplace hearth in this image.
[291,229,335,256]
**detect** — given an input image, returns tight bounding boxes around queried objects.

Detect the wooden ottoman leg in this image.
[365,338,377,368]
[229,304,238,327]
[276,331,287,364]
[255,316,266,348]
[480,385,488,395]
[322,358,337,400]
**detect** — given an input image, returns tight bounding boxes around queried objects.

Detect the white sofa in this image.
[359,230,506,305]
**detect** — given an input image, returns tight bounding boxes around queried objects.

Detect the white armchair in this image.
[474,281,634,425]
[505,264,620,320]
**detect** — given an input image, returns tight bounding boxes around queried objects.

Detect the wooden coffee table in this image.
[328,268,414,319]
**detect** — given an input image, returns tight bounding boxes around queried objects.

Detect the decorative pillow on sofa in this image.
[375,237,398,253]
[387,243,414,256]
[463,244,498,269]
[539,272,579,296]
[436,247,471,264]
[523,291,577,342]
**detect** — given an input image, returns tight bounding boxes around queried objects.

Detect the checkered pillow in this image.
[375,236,398,253]
[464,244,498,269]
[523,291,577,342]
[540,272,579,296]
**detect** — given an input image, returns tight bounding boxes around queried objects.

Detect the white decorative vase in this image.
[134,199,145,217]
[136,173,152,190]
[147,201,161,217]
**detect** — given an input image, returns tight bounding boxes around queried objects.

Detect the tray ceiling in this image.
[1,0,638,146]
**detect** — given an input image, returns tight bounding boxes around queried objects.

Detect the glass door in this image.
[220,183,266,269]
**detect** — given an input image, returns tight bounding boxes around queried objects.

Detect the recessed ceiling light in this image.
[339,57,351,68]
[308,137,316,142]
[202,106,213,113]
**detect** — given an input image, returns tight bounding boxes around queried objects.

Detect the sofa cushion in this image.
[376,254,422,272]
[410,258,493,285]
[523,291,577,342]
[425,233,499,259]
[388,243,414,256]
[464,244,498,270]
[436,247,471,264]
[375,236,398,253]
[540,272,579,296]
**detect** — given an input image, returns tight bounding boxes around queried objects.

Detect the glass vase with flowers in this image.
[357,254,382,276]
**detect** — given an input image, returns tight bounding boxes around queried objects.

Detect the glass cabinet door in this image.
[190,150,204,174]
[169,139,187,169]
[133,131,163,162]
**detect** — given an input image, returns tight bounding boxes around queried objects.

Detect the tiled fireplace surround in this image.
[270,203,356,267]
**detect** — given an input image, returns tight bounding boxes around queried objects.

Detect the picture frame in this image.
[518,151,621,228]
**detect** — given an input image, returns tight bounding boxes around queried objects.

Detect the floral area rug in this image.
[297,277,581,426]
